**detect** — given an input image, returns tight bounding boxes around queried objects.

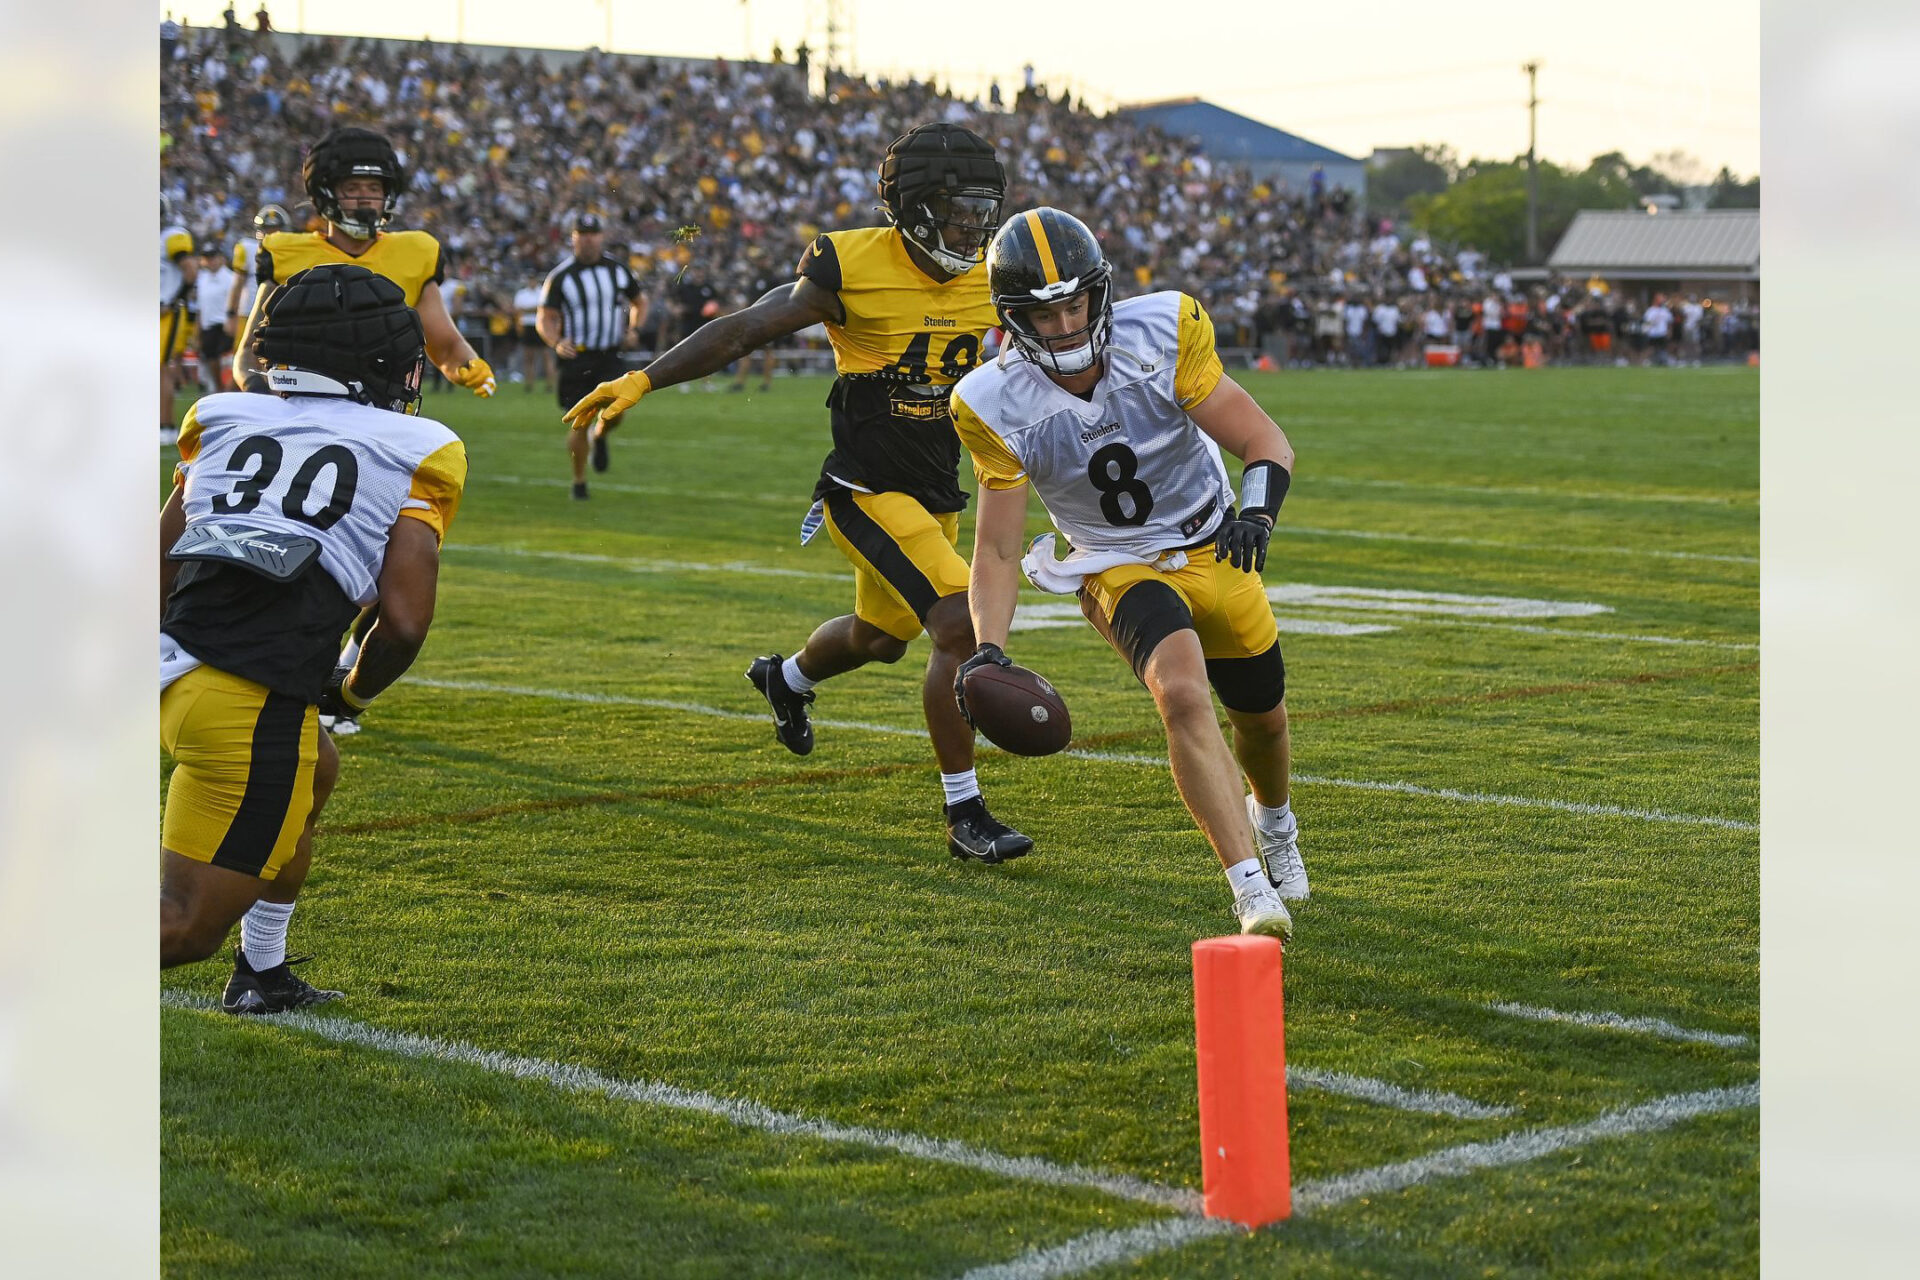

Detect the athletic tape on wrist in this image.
[1239,461,1290,525]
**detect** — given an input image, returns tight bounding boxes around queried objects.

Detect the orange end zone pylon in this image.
[1192,933,1291,1227]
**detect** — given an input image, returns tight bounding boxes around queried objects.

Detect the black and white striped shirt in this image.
[540,255,642,352]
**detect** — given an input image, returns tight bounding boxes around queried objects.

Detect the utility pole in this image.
[1523,60,1541,264]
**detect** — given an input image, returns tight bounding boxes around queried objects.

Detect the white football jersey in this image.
[952,291,1232,557]
[173,392,466,607]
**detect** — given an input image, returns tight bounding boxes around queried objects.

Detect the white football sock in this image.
[1254,796,1295,831]
[338,637,362,668]
[240,899,296,970]
[781,655,818,692]
[941,769,981,807]
[1226,857,1270,898]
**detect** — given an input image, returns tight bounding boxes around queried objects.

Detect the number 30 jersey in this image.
[796,226,998,513]
[951,291,1232,557]
[164,392,466,699]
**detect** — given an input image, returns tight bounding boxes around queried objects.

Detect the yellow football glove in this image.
[453,357,496,398]
[563,371,652,431]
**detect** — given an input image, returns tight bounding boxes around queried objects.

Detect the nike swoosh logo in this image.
[1190,303,1201,322]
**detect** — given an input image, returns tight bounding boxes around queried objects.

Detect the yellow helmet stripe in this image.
[1024,210,1061,286]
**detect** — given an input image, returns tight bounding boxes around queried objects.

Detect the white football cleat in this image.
[1233,882,1294,940]
[1249,795,1309,901]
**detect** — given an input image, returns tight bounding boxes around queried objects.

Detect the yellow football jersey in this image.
[257,229,444,306]
[797,226,997,385]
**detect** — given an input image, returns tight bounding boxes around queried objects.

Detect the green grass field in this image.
[161,365,1758,1278]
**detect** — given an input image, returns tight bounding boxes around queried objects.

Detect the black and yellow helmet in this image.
[302,127,403,241]
[253,264,426,415]
[253,203,293,237]
[987,207,1113,375]
[877,123,1005,276]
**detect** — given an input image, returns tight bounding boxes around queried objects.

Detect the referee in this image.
[540,213,647,499]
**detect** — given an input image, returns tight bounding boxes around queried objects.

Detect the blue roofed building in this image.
[1115,97,1366,198]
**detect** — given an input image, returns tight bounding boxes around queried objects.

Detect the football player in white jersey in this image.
[159,263,467,1012]
[161,194,198,444]
[951,207,1305,940]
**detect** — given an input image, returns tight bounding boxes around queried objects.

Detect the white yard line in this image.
[447,543,1754,649]
[399,677,1757,831]
[1312,475,1750,507]
[158,991,1202,1215]
[1415,618,1757,650]
[477,473,795,505]
[1286,1068,1514,1119]
[1488,1002,1752,1049]
[155,993,1502,1208]
[1278,524,1757,566]
[959,1083,1760,1280]
[445,542,847,581]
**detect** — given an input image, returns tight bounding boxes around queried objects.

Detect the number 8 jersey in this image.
[164,391,466,698]
[952,291,1232,556]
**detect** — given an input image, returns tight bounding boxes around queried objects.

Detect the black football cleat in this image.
[221,949,344,1015]
[571,481,590,501]
[591,429,610,473]
[945,797,1034,865]
[746,654,815,756]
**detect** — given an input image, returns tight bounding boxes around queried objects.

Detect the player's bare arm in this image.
[1187,374,1294,471]
[1189,375,1295,572]
[233,278,277,380]
[335,517,440,706]
[967,482,1030,650]
[417,281,490,392]
[160,482,187,614]
[563,278,843,429]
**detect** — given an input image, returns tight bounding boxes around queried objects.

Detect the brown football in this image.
[963,662,1072,757]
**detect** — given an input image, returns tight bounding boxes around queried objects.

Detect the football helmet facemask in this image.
[303,127,403,241]
[877,123,1005,276]
[253,263,426,415]
[987,207,1113,376]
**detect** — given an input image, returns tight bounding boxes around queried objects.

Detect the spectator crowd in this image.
[162,21,1758,373]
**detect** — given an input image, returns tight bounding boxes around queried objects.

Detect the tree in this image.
[1409,155,1638,264]
[1366,144,1457,217]
[1708,166,1760,209]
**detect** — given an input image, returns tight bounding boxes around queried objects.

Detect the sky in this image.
[166,0,1760,178]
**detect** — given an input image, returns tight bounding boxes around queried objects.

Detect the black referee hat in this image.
[574,213,604,233]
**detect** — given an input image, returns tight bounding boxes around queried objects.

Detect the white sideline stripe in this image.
[446,542,848,581]
[1313,474,1749,507]
[157,990,1203,1215]
[1279,523,1757,566]
[960,1083,1760,1280]
[399,677,1757,831]
[1488,1002,1752,1048]
[479,473,794,506]
[1286,1068,1515,1119]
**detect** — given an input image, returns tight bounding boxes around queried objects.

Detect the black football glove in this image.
[314,665,371,721]
[953,642,1012,727]
[1214,512,1273,573]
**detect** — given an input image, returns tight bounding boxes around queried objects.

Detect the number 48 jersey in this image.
[174,392,465,607]
[951,291,1232,557]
